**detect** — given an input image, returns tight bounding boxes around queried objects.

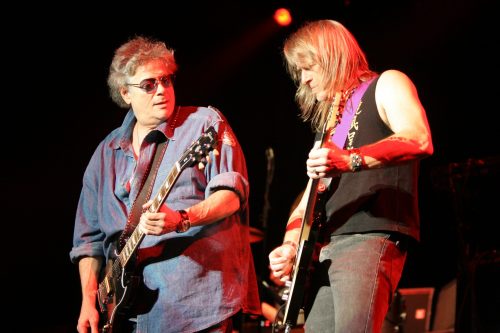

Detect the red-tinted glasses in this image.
[126,75,174,94]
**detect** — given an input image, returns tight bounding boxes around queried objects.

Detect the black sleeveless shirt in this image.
[323,76,420,241]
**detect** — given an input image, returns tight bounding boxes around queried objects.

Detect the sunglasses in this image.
[126,75,174,94]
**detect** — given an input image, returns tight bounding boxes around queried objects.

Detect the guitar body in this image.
[273,188,327,333]
[276,237,315,330]
[98,257,140,333]
[95,126,218,332]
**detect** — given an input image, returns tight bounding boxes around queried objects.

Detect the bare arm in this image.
[77,256,103,333]
[186,189,241,225]
[363,69,433,166]
[139,189,241,235]
[268,182,311,281]
[307,70,433,178]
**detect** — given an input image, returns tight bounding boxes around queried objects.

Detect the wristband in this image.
[285,218,302,232]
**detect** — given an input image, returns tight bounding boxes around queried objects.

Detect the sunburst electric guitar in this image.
[97,126,218,333]
[273,92,343,333]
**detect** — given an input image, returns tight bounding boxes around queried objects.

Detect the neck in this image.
[133,123,151,157]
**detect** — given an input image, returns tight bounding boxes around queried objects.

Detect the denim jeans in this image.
[128,316,233,333]
[305,232,407,333]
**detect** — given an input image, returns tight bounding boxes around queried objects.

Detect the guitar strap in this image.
[312,78,375,193]
[118,135,168,251]
[331,77,376,148]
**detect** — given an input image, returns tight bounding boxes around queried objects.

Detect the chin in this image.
[314,90,328,101]
[163,106,175,117]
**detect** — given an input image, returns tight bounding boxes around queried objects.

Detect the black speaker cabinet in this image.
[383,287,434,333]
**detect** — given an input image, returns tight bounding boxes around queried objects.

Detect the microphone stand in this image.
[261,146,275,258]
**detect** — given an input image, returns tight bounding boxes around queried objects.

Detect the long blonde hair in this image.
[283,20,375,131]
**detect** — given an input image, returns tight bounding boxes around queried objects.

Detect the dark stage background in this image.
[3,0,499,332]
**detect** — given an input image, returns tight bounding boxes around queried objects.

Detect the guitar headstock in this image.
[178,126,218,170]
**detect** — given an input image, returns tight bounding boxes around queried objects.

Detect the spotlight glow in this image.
[274,8,292,26]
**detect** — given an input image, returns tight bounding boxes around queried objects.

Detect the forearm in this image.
[280,180,314,246]
[186,189,240,226]
[78,256,103,304]
[282,230,301,251]
[357,131,433,169]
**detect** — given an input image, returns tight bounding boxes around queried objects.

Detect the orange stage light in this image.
[274,8,292,27]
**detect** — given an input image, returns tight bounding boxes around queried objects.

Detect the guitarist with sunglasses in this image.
[70,36,261,333]
[269,20,433,333]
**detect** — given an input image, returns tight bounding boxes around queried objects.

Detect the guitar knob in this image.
[285,280,292,287]
[318,182,327,192]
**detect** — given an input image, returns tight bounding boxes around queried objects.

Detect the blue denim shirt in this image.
[70,106,261,332]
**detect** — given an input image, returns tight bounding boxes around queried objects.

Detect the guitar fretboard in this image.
[117,162,181,268]
[280,92,343,329]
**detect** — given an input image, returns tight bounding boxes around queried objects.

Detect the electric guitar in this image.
[273,92,343,333]
[97,126,218,333]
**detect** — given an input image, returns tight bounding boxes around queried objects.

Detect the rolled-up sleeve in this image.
[205,171,249,207]
[69,150,106,263]
[204,118,249,208]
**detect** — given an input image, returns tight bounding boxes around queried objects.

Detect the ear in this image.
[120,87,132,105]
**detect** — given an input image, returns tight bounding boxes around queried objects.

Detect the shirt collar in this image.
[108,109,176,151]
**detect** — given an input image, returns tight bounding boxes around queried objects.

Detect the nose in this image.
[155,79,170,94]
[156,82,166,93]
[300,70,311,85]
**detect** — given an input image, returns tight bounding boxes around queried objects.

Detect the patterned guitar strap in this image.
[118,134,168,252]
[331,77,376,148]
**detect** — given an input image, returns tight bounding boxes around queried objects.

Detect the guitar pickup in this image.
[97,277,113,309]
[103,277,112,294]
[281,281,292,301]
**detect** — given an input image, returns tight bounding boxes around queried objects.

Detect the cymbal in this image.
[249,227,264,243]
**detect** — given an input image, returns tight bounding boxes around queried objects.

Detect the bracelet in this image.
[349,149,363,172]
[175,209,191,233]
[283,240,298,251]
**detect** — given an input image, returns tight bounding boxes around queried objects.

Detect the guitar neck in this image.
[279,93,342,330]
[114,126,218,269]
[118,163,181,267]
[297,92,341,244]
[297,178,320,243]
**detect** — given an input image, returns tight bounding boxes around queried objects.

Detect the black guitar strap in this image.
[118,135,168,251]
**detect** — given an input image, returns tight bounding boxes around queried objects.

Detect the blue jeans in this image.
[305,232,408,333]
[128,316,233,333]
